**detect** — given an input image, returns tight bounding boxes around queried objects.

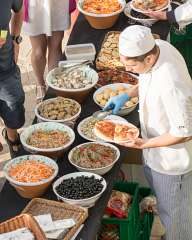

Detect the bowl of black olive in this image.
[52,172,107,207]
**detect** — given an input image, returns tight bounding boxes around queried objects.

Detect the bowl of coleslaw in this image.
[3,155,58,198]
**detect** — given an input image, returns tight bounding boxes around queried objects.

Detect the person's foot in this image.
[2,128,23,158]
[36,85,46,103]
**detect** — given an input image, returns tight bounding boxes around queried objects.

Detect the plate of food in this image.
[124,2,157,26]
[94,118,139,143]
[93,83,139,116]
[96,69,138,88]
[77,116,101,141]
[130,0,170,13]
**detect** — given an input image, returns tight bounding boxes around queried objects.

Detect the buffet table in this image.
[0,13,170,240]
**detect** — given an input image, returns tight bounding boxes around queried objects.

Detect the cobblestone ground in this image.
[0,11,78,191]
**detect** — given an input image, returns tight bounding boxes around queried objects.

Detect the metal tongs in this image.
[92,110,113,120]
[58,60,93,77]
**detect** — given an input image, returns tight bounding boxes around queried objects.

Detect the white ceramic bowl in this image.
[3,155,58,198]
[46,65,98,103]
[20,122,75,159]
[52,172,107,207]
[35,97,81,127]
[93,83,138,116]
[124,2,157,26]
[68,142,120,175]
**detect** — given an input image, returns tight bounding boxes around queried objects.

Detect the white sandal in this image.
[36,85,46,103]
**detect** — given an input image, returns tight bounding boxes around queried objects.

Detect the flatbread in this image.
[114,124,139,142]
[95,120,139,142]
[94,120,116,141]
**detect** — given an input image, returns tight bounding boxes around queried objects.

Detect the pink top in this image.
[23,0,29,22]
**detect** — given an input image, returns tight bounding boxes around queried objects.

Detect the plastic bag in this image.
[105,190,132,218]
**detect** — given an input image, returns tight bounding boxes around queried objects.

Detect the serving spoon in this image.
[92,110,113,120]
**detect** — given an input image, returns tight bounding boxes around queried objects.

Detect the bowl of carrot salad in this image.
[78,0,126,29]
[3,155,58,198]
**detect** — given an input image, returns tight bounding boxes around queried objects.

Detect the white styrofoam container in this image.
[65,43,96,61]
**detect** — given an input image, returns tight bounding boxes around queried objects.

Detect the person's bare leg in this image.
[30,35,47,99]
[0,142,3,152]
[6,128,18,142]
[47,31,64,71]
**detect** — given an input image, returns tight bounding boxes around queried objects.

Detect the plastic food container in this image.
[65,43,96,61]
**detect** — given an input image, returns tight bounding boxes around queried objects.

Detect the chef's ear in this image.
[144,55,152,64]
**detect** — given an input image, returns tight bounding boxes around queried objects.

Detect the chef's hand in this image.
[118,138,147,149]
[144,10,167,20]
[103,93,130,114]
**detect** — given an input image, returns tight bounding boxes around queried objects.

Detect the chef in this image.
[104,25,192,240]
[144,0,192,28]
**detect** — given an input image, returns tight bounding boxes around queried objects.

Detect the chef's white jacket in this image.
[175,0,192,27]
[139,39,192,175]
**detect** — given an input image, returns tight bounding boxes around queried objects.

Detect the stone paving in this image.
[0,11,78,191]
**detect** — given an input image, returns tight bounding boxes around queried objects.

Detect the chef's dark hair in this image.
[125,45,158,62]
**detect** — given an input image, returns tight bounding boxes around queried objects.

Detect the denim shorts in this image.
[0,66,25,129]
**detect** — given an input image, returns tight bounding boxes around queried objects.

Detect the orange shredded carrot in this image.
[83,0,121,14]
[8,160,55,183]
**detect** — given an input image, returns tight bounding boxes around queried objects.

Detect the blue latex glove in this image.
[103,93,130,114]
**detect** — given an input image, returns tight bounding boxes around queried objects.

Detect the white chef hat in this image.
[119,25,155,57]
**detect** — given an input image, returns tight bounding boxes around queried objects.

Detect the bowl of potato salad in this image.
[93,83,139,116]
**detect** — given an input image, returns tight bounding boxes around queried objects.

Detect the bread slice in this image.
[114,124,139,142]
[94,120,116,141]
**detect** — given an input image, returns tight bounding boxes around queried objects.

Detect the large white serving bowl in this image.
[93,83,138,116]
[3,155,58,199]
[77,0,126,29]
[20,122,75,159]
[46,65,98,103]
[68,142,120,175]
[52,172,107,207]
[35,97,81,127]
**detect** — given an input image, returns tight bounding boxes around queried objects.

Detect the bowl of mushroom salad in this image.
[46,65,98,103]
[35,97,81,128]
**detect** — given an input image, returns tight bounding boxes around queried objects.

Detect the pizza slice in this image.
[94,120,116,141]
[114,124,139,142]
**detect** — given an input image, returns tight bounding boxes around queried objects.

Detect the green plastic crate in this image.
[138,187,154,240]
[170,24,192,77]
[97,181,139,240]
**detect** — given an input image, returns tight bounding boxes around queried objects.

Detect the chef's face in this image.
[120,54,153,74]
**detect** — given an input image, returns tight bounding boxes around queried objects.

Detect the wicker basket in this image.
[22,198,88,240]
[0,214,46,240]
